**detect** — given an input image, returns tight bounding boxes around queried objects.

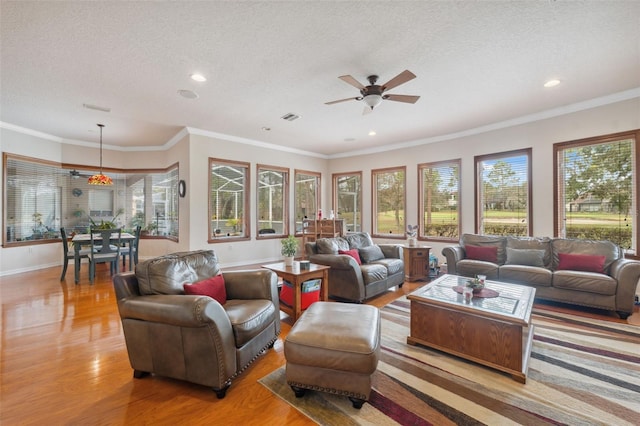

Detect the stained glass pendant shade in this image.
[88,123,113,185]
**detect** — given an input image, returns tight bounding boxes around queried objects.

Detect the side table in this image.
[403,245,432,281]
[262,261,330,321]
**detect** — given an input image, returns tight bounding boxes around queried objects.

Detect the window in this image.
[3,154,179,245]
[333,172,362,233]
[555,130,638,254]
[372,167,406,237]
[294,170,320,234]
[419,159,460,240]
[209,158,250,241]
[475,149,531,236]
[256,164,288,237]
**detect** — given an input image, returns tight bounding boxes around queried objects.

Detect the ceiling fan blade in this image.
[325,97,359,105]
[338,75,365,90]
[384,94,420,104]
[381,70,416,92]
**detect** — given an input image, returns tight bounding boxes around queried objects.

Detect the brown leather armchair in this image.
[112,250,280,398]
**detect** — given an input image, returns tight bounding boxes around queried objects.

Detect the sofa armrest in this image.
[442,245,464,275]
[609,258,640,313]
[379,244,403,259]
[119,294,232,329]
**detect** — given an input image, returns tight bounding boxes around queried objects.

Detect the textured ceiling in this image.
[1,1,639,157]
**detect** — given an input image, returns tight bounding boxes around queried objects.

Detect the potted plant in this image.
[281,235,299,266]
[87,208,124,230]
[142,221,158,236]
[406,224,418,247]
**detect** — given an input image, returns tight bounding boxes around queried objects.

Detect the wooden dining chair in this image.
[60,227,92,281]
[88,228,122,284]
[121,225,141,270]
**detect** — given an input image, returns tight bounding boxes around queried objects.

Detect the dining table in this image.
[71,232,135,283]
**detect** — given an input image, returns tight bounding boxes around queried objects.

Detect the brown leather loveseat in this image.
[305,232,404,302]
[112,250,280,398]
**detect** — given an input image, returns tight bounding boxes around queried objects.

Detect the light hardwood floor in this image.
[1,262,638,425]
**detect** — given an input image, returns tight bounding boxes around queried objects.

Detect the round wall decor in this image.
[72,188,83,197]
[178,180,186,197]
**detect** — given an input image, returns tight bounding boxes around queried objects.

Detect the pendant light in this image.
[88,123,113,185]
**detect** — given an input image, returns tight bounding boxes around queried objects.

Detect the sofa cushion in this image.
[360,264,387,285]
[499,265,552,287]
[506,236,551,267]
[224,299,276,347]
[372,258,404,276]
[557,252,606,274]
[465,245,498,263]
[552,271,617,295]
[339,249,362,265]
[551,238,620,273]
[136,250,221,295]
[316,237,350,254]
[461,233,507,264]
[456,259,499,280]
[345,232,374,249]
[183,274,227,304]
[359,245,385,263]
[505,248,545,267]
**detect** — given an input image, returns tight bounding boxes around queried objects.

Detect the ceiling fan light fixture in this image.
[363,94,382,109]
[88,124,113,186]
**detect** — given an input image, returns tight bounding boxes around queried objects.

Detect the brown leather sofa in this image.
[305,232,404,302]
[443,234,640,319]
[112,250,280,398]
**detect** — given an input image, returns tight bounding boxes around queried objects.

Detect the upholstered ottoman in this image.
[284,302,381,409]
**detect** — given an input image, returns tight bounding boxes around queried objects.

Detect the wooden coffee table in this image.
[407,274,536,383]
[262,261,330,322]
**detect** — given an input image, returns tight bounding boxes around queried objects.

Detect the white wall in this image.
[327,97,640,264]
[1,96,638,275]
[187,133,328,267]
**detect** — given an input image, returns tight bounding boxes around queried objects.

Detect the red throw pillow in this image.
[183,274,227,304]
[465,245,498,263]
[339,248,362,265]
[557,253,605,274]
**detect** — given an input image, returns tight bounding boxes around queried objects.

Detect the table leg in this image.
[293,276,302,322]
[321,269,329,301]
[129,241,133,270]
[74,242,81,284]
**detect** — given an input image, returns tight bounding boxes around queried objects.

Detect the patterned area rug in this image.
[259,298,640,425]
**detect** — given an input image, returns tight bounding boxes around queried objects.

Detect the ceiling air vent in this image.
[83,103,111,113]
[281,113,301,122]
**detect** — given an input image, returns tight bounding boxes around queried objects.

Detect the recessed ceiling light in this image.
[544,79,561,88]
[368,130,376,136]
[190,73,207,82]
[178,89,199,99]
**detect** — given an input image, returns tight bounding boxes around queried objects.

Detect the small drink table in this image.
[403,245,432,281]
[262,261,330,321]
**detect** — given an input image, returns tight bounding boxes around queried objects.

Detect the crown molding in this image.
[3,87,638,158]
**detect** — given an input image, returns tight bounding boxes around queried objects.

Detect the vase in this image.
[408,237,417,247]
[284,256,295,266]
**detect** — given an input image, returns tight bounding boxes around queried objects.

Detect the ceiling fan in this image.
[325,69,420,113]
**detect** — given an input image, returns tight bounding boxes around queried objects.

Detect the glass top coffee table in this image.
[407,274,536,383]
